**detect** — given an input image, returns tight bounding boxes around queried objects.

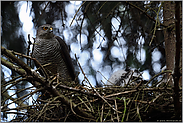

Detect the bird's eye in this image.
[42,27,48,30]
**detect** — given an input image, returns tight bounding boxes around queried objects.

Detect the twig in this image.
[2,75,22,87]
[105,87,173,98]
[2,88,43,110]
[100,104,104,122]
[32,58,49,81]
[114,99,119,122]
[75,54,122,113]
[70,1,86,27]
[77,96,91,112]
[36,96,60,121]
[27,34,32,65]
[149,3,162,46]
[11,49,33,60]
[126,1,167,28]
[35,2,50,27]
[31,37,36,58]
[2,77,27,94]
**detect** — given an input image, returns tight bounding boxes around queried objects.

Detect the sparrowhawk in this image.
[32,24,76,82]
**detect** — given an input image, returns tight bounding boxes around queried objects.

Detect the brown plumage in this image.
[32,24,75,81]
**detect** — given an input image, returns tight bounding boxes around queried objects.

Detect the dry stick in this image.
[32,58,49,81]
[2,103,43,112]
[143,70,172,88]
[11,50,33,60]
[75,54,123,114]
[31,37,36,58]
[97,71,109,86]
[114,99,119,122]
[84,96,94,113]
[70,1,86,27]
[100,104,104,122]
[27,34,32,65]
[2,77,27,94]
[55,83,102,99]
[77,96,91,112]
[69,100,94,121]
[1,92,27,112]
[79,14,85,50]
[2,75,22,87]
[64,111,71,122]
[149,3,162,46]
[76,3,89,50]
[2,88,43,110]
[96,1,108,14]
[105,2,121,19]
[105,87,173,98]
[36,96,61,121]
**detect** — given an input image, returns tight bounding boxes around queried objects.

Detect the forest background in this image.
[1,1,182,122]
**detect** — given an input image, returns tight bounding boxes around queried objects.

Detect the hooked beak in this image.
[49,27,53,33]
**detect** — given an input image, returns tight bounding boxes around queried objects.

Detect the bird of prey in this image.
[32,24,76,82]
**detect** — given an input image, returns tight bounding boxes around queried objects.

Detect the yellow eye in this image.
[42,27,48,30]
[50,28,53,31]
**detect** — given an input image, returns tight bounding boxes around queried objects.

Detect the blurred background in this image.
[1,1,167,121]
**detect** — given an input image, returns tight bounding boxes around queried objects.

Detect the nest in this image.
[15,72,182,122]
[1,47,182,122]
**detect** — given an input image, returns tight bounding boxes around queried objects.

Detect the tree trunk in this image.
[163,1,176,86]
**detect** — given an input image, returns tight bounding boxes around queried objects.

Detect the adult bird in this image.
[32,24,76,82]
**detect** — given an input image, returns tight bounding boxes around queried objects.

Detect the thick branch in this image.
[1,57,26,76]
[2,46,32,75]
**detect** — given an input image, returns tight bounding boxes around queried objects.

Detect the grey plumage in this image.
[32,24,75,81]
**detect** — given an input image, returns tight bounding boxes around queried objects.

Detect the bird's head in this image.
[36,24,54,39]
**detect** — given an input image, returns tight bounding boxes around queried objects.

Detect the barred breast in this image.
[32,37,71,81]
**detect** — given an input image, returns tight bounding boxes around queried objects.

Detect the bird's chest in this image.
[34,38,62,63]
[36,39,60,54]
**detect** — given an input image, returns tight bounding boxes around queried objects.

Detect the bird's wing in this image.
[55,36,76,81]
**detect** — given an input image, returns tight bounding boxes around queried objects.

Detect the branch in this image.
[126,1,167,28]
[1,57,26,76]
[1,46,95,120]
[2,46,32,75]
